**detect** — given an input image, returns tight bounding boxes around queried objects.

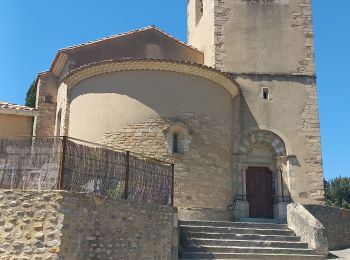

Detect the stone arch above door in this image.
[237,130,286,157]
[234,126,292,157]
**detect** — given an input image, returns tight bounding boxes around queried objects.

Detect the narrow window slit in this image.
[173,134,179,153]
[262,88,269,100]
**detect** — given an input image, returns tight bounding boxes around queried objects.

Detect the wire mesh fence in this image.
[0,136,174,205]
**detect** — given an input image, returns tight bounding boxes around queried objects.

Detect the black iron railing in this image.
[228,195,248,211]
[228,195,292,211]
[0,136,174,206]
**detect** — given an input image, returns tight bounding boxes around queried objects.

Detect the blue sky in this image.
[0,1,349,180]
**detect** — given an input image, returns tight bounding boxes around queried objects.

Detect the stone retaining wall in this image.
[287,203,328,255]
[0,190,178,260]
[304,205,350,250]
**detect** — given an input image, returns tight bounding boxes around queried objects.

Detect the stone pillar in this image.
[275,156,296,220]
[234,163,249,219]
[33,72,58,137]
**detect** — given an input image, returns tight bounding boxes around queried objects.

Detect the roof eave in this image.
[0,108,39,117]
[63,59,241,98]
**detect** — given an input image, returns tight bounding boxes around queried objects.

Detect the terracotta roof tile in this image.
[0,101,36,112]
[63,58,241,97]
[64,58,237,82]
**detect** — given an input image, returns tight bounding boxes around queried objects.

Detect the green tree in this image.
[25,80,36,108]
[325,176,350,209]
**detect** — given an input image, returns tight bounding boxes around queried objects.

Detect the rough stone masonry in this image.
[0,190,178,260]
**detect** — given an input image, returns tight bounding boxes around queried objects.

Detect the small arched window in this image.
[173,133,179,153]
[165,122,192,154]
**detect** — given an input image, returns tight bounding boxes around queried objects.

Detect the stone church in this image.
[32,0,324,221]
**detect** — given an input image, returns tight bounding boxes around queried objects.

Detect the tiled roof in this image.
[0,101,38,116]
[66,58,236,82]
[50,26,203,76]
[59,25,202,53]
[63,58,241,97]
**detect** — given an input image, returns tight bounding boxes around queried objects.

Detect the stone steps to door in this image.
[180,225,295,236]
[181,232,301,242]
[180,252,324,260]
[179,220,325,259]
[182,238,308,249]
[179,220,288,230]
[181,246,318,255]
[239,217,286,224]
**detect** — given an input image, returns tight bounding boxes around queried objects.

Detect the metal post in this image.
[57,136,67,190]
[124,151,130,200]
[171,164,175,206]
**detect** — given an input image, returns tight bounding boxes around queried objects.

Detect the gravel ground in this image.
[329,248,350,259]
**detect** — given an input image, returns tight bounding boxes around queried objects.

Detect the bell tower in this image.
[188,0,315,76]
[188,0,325,205]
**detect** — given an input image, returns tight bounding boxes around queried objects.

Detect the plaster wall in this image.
[62,70,234,209]
[188,0,215,66]
[67,29,204,70]
[67,70,232,143]
[188,0,324,205]
[232,75,324,204]
[215,0,315,74]
[0,114,33,137]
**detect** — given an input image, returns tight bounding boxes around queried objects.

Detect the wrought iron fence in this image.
[0,136,174,206]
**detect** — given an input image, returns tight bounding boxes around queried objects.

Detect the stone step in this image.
[180,225,295,236]
[180,252,324,259]
[180,246,319,256]
[239,217,287,224]
[182,238,308,249]
[179,220,289,230]
[181,231,301,242]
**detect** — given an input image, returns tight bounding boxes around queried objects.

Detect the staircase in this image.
[179,220,325,259]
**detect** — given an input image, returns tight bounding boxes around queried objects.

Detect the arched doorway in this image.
[233,129,293,220]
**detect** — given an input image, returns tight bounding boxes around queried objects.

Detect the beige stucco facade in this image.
[0,114,33,137]
[32,0,324,221]
[187,0,324,219]
[0,103,37,137]
[55,62,239,210]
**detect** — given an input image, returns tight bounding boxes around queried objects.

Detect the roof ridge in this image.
[58,25,202,53]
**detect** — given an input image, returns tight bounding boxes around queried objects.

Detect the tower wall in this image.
[188,0,325,205]
[188,0,216,66]
[189,0,315,75]
[33,72,58,137]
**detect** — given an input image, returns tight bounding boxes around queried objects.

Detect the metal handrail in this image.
[228,194,248,211]
[228,195,292,211]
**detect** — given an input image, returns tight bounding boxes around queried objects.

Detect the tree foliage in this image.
[25,80,37,108]
[324,176,350,209]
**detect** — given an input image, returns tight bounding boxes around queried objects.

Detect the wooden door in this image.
[246,167,273,219]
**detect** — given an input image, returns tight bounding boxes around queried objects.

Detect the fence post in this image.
[171,164,175,206]
[124,151,130,200]
[57,136,67,190]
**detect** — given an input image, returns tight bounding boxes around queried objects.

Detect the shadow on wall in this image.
[235,94,258,132]
[68,70,233,119]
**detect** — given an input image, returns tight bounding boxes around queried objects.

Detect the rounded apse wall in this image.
[65,70,234,209]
